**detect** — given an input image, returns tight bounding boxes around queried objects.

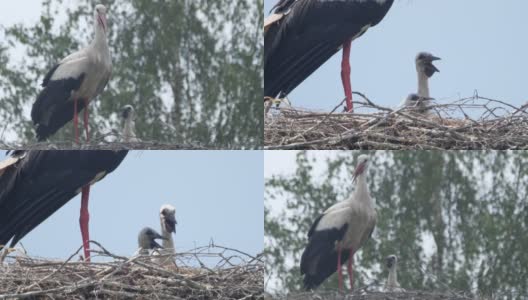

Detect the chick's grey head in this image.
[386,255,398,269]
[138,227,166,250]
[160,204,177,234]
[416,52,441,78]
[122,105,135,121]
[406,93,434,102]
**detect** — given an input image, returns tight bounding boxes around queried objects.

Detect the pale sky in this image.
[1,150,264,260]
[264,0,528,112]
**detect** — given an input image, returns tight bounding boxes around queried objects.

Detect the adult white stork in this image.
[157,204,177,266]
[0,106,135,261]
[300,154,376,291]
[264,0,394,112]
[138,227,166,256]
[31,4,112,143]
[384,254,404,292]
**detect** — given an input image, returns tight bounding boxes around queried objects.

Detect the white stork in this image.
[384,255,404,292]
[402,93,435,114]
[138,227,166,256]
[31,4,112,143]
[157,204,177,266]
[265,0,394,112]
[0,106,136,262]
[300,154,376,291]
[415,52,440,99]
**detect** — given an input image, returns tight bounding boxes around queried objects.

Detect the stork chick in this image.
[138,227,166,255]
[384,255,404,292]
[403,93,435,114]
[415,52,440,99]
[158,204,177,266]
[121,105,139,143]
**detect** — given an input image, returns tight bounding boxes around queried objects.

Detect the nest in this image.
[264,92,528,150]
[267,290,476,300]
[0,241,264,299]
[0,141,212,150]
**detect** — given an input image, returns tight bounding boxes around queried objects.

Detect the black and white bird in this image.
[300,155,376,291]
[264,0,394,112]
[0,150,127,262]
[384,255,404,292]
[415,52,440,99]
[138,227,166,255]
[31,4,112,142]
[157,204,177,266]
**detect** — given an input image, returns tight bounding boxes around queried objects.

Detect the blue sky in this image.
[264,0,528,111]
[1,150,263,260]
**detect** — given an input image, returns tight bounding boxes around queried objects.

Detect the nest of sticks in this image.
[0,140,212,151]
[0,241,264,299]
[264,92,528,150]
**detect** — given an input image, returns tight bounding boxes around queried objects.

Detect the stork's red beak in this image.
[352,161,366,182]
[98,13,107,33]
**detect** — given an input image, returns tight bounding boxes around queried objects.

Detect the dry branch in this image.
[0,242,263,300]
[264,93,528,150]
[0,141,212,150]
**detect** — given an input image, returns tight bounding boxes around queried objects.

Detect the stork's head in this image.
[138,227,166,250]
[415,52,440,78]
[95,4,108,33]
[352,154,369,182]
[122,105,135,121]
[386,255,398,269]
[160,204,177,234]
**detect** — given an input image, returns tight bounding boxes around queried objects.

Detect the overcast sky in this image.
[264,0,528,111]
[1,150,264,260]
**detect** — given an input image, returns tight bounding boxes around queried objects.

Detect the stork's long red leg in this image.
[337,243,343,292]
[341,38,353,113]
[347,248,354,290]
[73,97,79,143]
[80,185,91,262]
[83,98,90,142]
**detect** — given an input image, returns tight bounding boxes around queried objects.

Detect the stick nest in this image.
[0,241,264,299]
[264,92,528,150]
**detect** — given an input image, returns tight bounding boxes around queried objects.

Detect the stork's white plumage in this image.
[121,105,139,142]
[384,255,404,292]
[31,4,112,142]
[300,154,376,291]
[158,204,177,266]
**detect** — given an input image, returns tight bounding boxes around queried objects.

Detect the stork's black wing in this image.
[0,150,127,248]
[264,0,394,98]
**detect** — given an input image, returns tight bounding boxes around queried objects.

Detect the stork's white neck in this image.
[417,70,430,98]
[386,265,400,289]
[353,174,371,204]
[160,222,175,254]
[122,118,138,143]
[92,17,108,52]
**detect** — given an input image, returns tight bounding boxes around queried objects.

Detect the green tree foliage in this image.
[0,0,263,148]
[265,151,528,298]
